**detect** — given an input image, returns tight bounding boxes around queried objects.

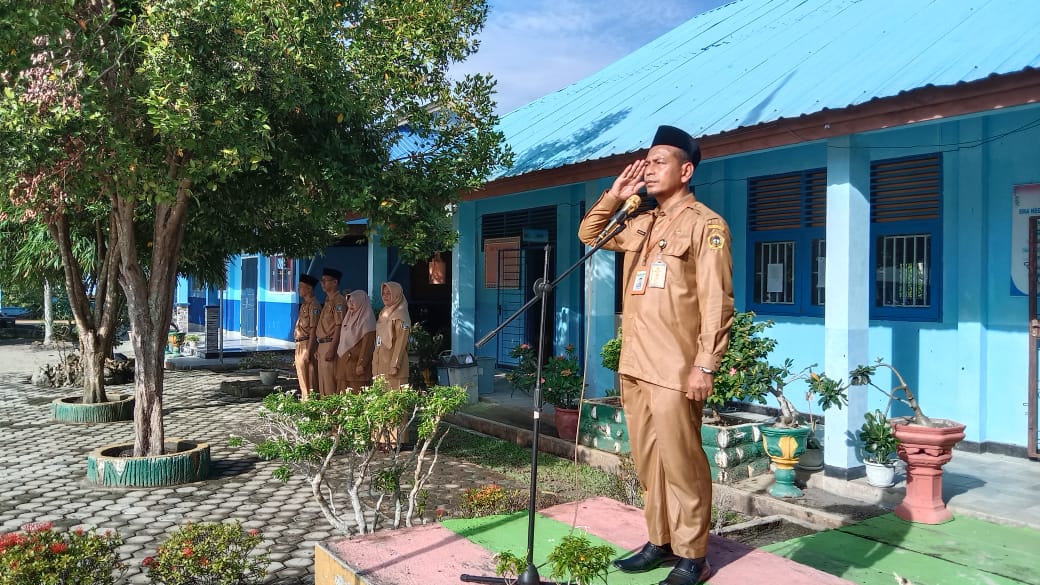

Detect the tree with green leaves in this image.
[0,0,508,456]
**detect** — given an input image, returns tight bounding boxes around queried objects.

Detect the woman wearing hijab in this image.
[335,290,376,394]
[373,281,411,389]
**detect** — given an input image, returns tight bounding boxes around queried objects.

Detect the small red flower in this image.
[200,557,210,566]
[142,556,155,567]
[49,542,68,554]
[248,529,260,536]
[182,546,193,557]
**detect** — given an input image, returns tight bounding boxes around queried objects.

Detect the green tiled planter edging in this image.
[704,441,766,468]
[579,397,629,454]
[86,438,210,487]
[50,394,134,423]
[702,419,765,448]
[709,457,771,483]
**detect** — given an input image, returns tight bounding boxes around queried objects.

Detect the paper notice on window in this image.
[1012,184,1040,296]
[767,263,784,293]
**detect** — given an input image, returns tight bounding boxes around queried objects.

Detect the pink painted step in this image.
[316,496,854,585]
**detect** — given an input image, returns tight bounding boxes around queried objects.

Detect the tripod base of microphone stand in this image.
[461,564,556,585]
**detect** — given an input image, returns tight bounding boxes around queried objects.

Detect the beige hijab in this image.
[378,281,411,349]
[337,290,376,356]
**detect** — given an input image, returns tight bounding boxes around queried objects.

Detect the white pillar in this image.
[824,135,871,476]
[453,203,478,353]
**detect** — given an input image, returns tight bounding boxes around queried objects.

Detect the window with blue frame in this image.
[869,154,942,321]
[746,169,827,316]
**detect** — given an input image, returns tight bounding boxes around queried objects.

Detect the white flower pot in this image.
[864,460,896,488]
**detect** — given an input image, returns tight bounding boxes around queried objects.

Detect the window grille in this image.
[753,241,795,304]
[269,255,295,293]
[876,234,930,307]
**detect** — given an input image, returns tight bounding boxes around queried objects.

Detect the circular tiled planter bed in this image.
[86,438,211,487]
[50,394,134,423]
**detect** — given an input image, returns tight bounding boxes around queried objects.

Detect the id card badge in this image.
[630,270,648,295]
[648,260,667,288]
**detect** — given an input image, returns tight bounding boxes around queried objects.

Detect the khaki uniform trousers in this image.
[294,342,317,398]
[316,341,340,396]
[621,374,711,559]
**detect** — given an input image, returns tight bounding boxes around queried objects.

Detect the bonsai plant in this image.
[710,313,846,497]
[859,408,900,487]
[846,359,966,523]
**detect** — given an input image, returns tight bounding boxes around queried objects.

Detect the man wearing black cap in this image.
[578,125,734,585]
[293,273,321,399]
[315,268,347,396]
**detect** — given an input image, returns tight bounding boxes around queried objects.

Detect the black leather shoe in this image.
[659,557,713,585]
[612,542,680,573]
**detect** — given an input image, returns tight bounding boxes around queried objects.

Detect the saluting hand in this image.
[685,369,715,402]
[608,159,647,202]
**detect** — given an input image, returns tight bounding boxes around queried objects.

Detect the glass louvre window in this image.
[876,234,930,307]
[747,168,826,315]
[869,154,942,320]
[753,241,795,304]
[269,255,295,292]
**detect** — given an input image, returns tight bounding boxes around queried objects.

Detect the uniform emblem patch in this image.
[708,230,725,249]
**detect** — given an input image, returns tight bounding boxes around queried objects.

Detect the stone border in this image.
[50,394,134,424]
[86,438,211,488]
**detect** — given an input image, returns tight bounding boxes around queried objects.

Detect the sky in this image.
[452,0,733,115]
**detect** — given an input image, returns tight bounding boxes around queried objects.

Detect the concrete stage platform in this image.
[314,496,853,585]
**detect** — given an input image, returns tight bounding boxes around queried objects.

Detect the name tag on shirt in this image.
[631,270,647,295]
[648,261,667,288]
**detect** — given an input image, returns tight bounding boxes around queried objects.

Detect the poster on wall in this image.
[1011,183,1040,296]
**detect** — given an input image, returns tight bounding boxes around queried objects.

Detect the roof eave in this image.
[466,69,1040,201]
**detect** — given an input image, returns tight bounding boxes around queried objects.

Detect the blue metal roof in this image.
[495,0,1040,179]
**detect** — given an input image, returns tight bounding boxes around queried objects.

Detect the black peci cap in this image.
[322,268,342,281]
[651,125,701,167]
[299,274,318,287]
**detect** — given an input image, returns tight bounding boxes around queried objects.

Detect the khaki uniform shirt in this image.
[316,292,347,343]
[294,297,321,342]
[578,192,734,392]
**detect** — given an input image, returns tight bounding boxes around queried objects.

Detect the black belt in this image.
[316,337,333,343]
[295,336,310,342]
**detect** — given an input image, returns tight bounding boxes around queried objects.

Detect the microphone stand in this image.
[460,218,629,585]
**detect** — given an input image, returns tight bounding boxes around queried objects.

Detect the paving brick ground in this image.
[0,364,522,584]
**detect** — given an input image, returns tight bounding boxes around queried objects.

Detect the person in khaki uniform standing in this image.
[335,290,376,393]
[315,268,347,397]
[577,125,734,585]
[293,273,321,399]
[372,281,411,389]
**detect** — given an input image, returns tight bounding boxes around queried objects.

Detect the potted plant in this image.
[709,312,846,496]
[859,408,900,487]
[507,343,585,440]
[847,359,965,523]
[182,334,200,357]
[407,322,445,390]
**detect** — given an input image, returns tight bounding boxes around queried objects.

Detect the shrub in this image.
[0,521,125,585]
[144,521,267,585]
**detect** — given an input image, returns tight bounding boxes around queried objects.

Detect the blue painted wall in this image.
[459,103,1040,452]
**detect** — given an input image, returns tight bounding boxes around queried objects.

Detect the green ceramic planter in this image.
[761,425,811,498]
[50,394,134,424]
[86,438,210,488]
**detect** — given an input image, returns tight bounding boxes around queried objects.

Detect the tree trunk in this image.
[42,280,53,345]
[112,165,192,457]
[80,333,108,404]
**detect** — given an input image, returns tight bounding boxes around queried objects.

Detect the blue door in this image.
[241,257,258,338]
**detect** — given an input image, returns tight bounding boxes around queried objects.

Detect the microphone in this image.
[596,194,642,243]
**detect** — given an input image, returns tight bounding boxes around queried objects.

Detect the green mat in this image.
[441,512,675,584]
[763,514,1040,585]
